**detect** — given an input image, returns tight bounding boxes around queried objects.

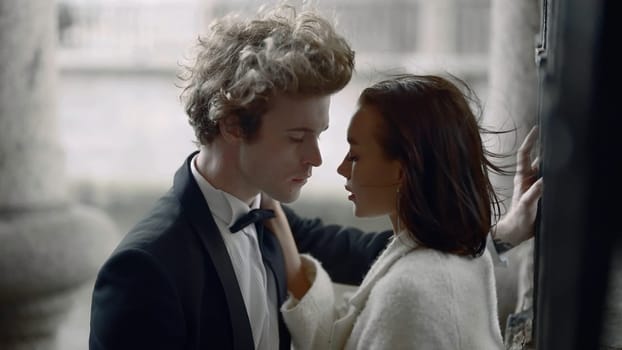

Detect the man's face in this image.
[238,94,330,203]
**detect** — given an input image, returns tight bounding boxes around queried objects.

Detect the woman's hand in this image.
[260,195,289,238]
[261,194,310,299]
[494,126,544,252]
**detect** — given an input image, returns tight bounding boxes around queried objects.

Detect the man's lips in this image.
[291,177,309,184]
[292,172,311,182]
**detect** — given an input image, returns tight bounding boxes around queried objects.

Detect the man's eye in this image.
[346,153,358,162]
[288,132,305,142]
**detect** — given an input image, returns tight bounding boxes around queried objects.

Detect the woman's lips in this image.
[345,186,355,201]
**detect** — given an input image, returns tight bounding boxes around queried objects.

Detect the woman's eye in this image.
[346,153,358,162]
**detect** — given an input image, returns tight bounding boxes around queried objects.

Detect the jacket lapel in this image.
[257,226,287,303]
[172,152,254,350]
[256,225,291,350]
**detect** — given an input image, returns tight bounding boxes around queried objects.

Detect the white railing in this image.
[56,0,490,74]
[57,1,203,70]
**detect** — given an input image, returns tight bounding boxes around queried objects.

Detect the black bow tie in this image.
[229,209,275,233]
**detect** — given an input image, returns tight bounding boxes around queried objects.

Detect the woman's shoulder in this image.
[374,247,495,298]
[399,244,493,273]
[360,247,502,349]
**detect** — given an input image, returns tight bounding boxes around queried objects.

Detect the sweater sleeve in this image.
[280,254,337,350]
[283,205,392,285]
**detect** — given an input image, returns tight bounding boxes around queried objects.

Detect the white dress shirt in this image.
[191,155,279,350]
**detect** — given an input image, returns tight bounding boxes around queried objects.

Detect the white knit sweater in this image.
[281,232,504,350]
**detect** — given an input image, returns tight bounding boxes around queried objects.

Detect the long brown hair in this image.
[359,74,506,257]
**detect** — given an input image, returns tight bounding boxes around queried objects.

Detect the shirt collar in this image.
[190,154,261,228]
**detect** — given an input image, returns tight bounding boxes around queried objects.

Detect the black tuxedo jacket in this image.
[89,153,391,350]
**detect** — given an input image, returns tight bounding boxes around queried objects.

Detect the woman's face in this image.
[337,104,402,217]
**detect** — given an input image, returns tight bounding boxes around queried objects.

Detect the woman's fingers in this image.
[517,126,539,175]
[520,178,544,208]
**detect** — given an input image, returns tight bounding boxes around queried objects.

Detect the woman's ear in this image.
[394,162,404,185]
[219,115,243,143]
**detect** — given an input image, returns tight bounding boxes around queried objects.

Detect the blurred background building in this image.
[3,0,620,349]
[0,0,550,349]
[55,0,491,195]
[51,1,495,348]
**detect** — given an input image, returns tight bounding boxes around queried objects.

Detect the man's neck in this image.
[195,144,258,206]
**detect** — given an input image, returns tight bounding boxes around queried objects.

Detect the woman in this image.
[264,74,533,349]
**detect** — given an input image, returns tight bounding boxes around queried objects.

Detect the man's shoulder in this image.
[112,190,207,261]
[99,190,216,286]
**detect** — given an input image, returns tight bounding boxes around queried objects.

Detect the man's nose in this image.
[304,139,322,167]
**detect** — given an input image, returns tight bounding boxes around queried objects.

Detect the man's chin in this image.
[270,189,302,204]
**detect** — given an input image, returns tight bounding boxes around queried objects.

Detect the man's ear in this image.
[219,115,243,143]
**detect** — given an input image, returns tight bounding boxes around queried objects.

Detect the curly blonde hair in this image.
[179,5,355,144]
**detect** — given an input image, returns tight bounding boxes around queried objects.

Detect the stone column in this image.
[484,0,539,348]
[0,1,117,349]
[485,0,539,183]
[417,0,458,54]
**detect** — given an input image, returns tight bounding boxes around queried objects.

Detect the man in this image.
[89,6,541,350]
